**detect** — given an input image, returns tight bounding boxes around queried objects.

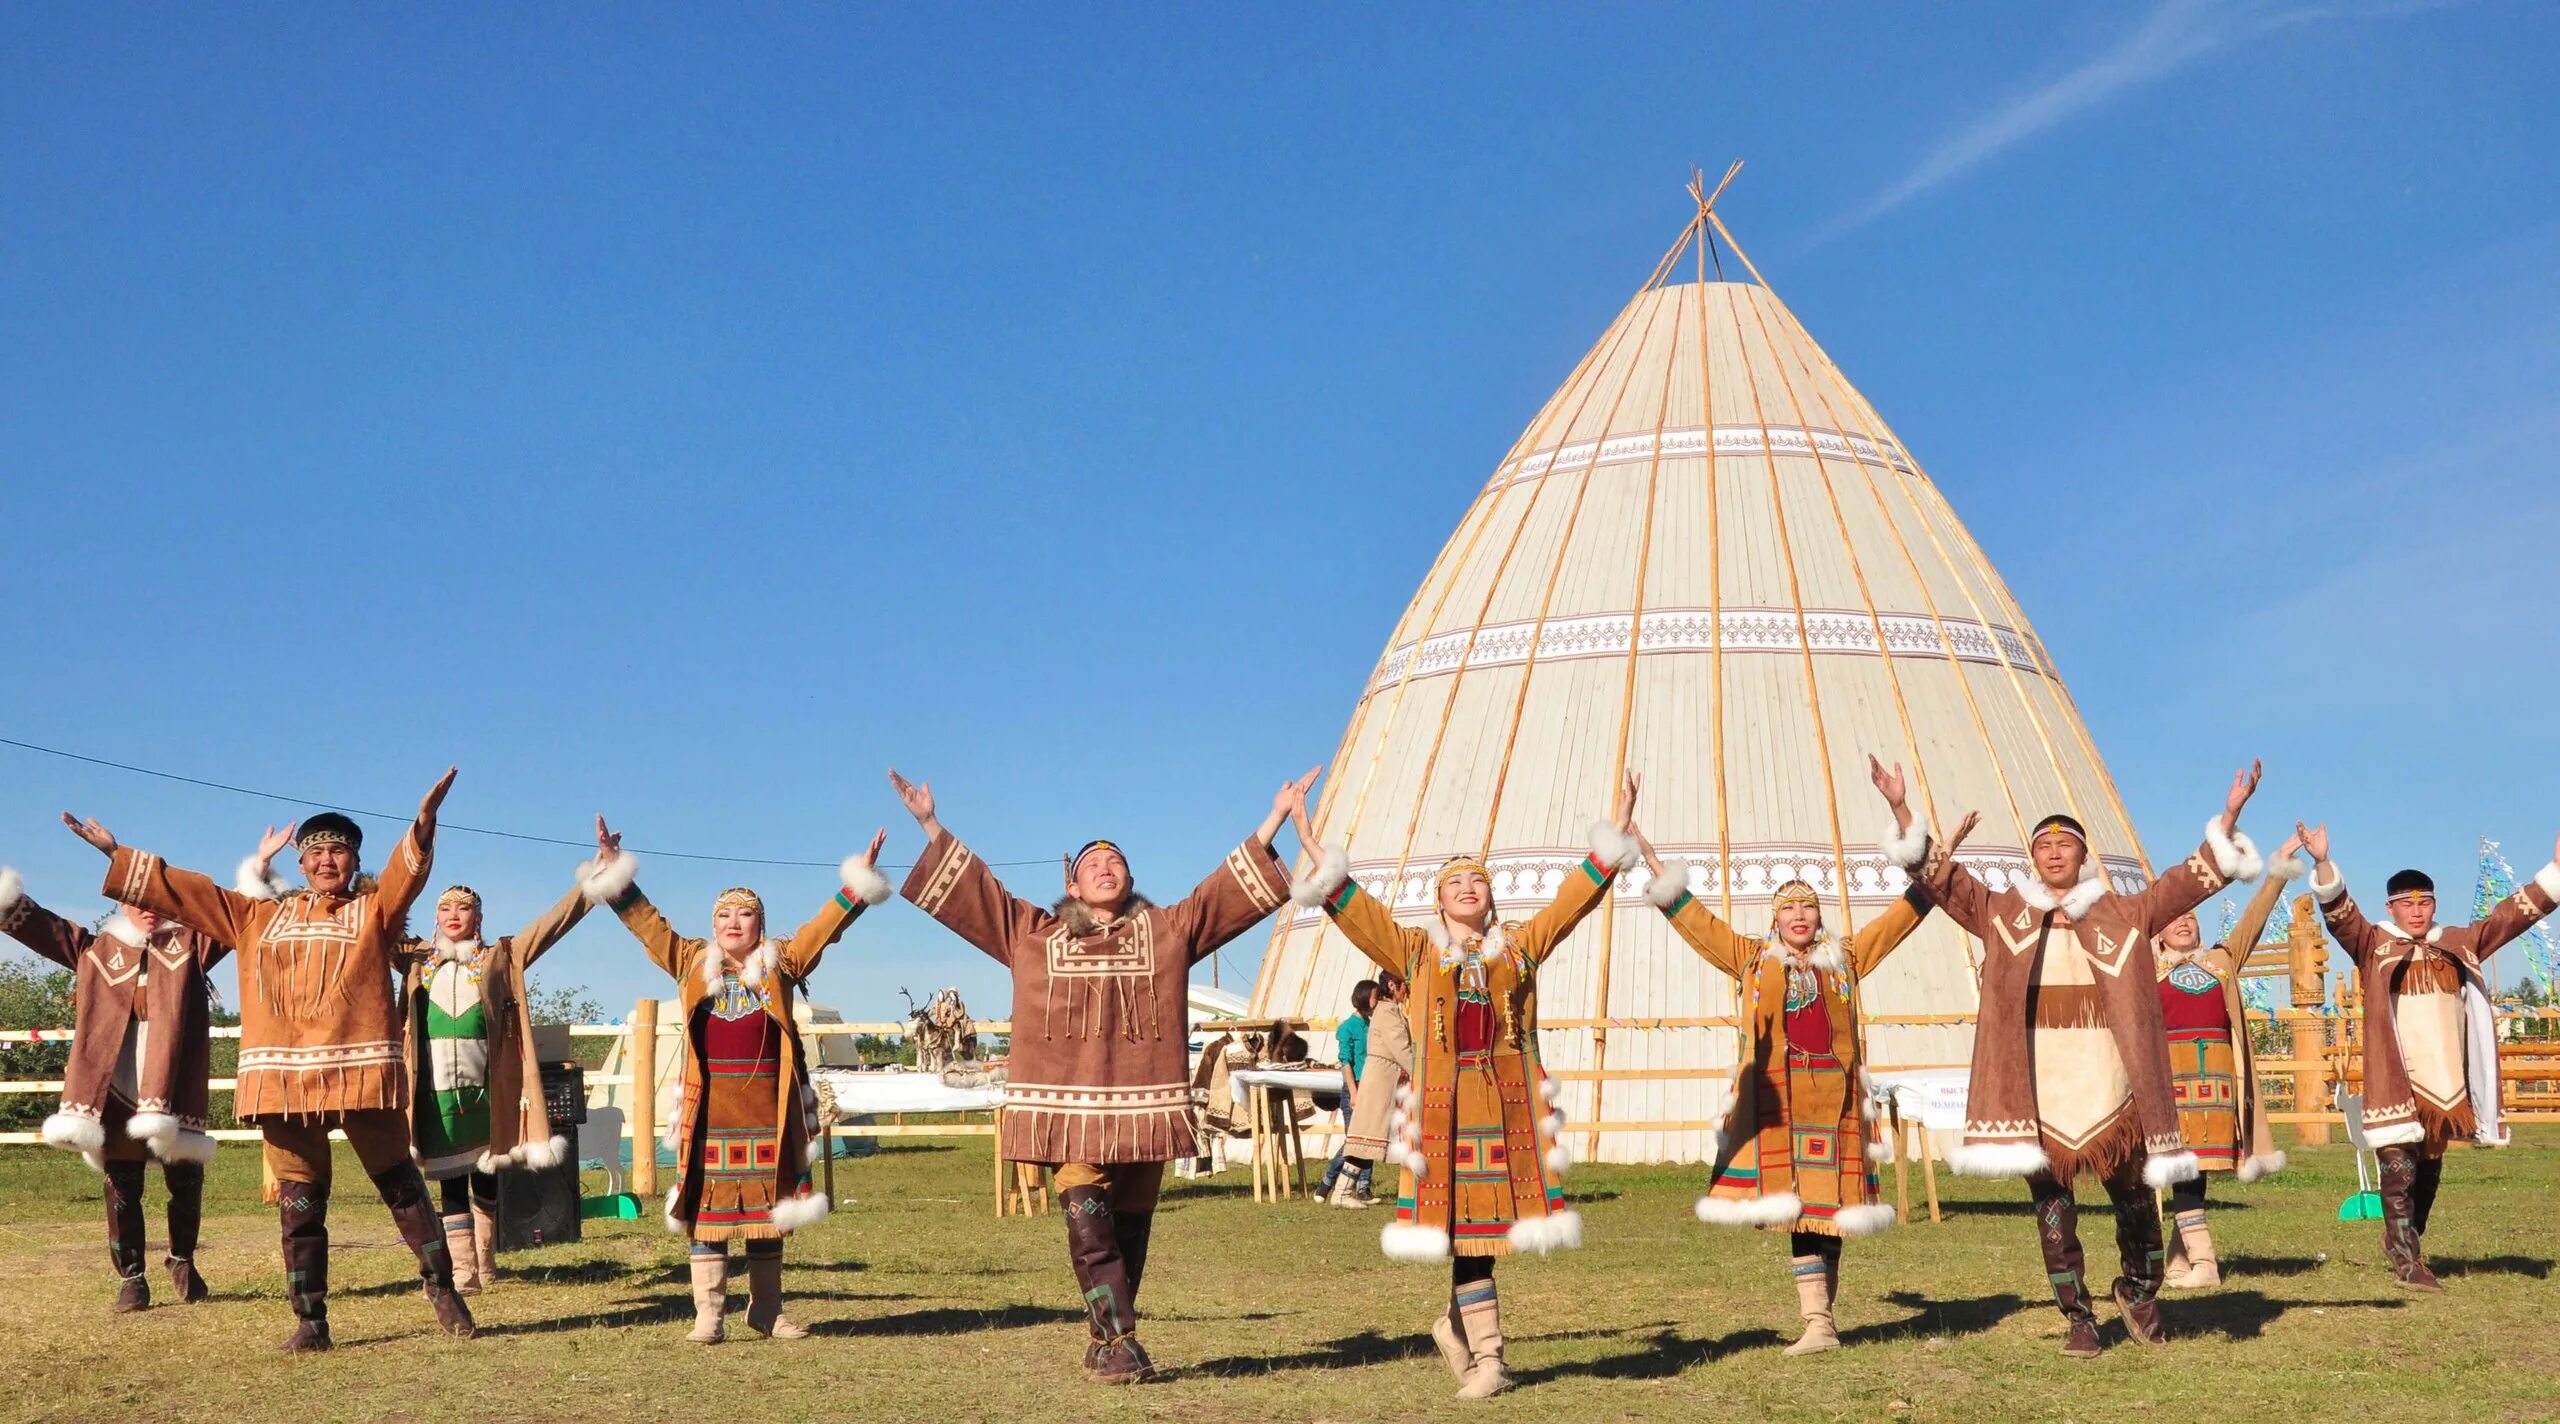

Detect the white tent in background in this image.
[1251,171,2154,1164]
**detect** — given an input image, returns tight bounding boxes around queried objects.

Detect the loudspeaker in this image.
[496,1157,582,1250]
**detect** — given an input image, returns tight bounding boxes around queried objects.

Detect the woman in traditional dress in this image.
[1286,771,1639,1400]
[2151,834,2302,1289]
[1634,761,1969,1354]
[581,816,891,1342]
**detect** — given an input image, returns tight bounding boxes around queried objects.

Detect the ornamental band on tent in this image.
[1251,179,2155,1165]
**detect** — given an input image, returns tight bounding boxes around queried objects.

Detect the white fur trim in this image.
[1695,1191,1802,1227]
[1507,1209,1584,1254]
[0,866,20,919]
[1880,817,1929,871]
[101,913,149,949]
[1587,820,1639,873]
[520,1134,570,1171]
[1541,1112,1565,1139]
[124,1112,180,1155]
[738,941,781,990]
[2235,1151,2287,1184]
[1288,844,1353,910]
[1544,1144,1569,1176]
[474,1150,508,1175]
[1387,1109,1407,1137]
[577,853,640,906]
[805,1139,823,1168]
[2013,874,2106,921]
[2363,1120,2425,1148]
[768,1191,830,1232]
[1835,1203,1900,1237]
[2142,1151,2201,1188]
[164,1129,217,1166]
[2267,852,2307,884]
[80,1150,104,1172]
[1395,1082,1415,1110]
[1866,1134,1896,1164]
[2534,862,2560,904]
[1645,870,1691,911]
[2310,861,2347,906]
[235,856,288,901]
[1947,1141,2050,1178]
[43,1111,105,1154]
[663,1184,687,1234]
[1380,1222,1452,1262]
[2205,819,2263,884]
[839,855,892,907]
[1539,1077,1562,1106]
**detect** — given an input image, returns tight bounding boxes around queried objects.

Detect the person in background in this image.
[1312,979,1379,1208]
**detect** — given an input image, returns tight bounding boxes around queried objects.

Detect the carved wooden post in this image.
[2284,896,2333,1146]
[629,998,659,1197]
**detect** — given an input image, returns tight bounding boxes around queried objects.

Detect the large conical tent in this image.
[1251,170,2152,1164]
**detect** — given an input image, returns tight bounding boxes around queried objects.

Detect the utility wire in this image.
[0,734,1057,871]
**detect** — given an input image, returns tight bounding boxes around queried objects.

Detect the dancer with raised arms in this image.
[0,848,233,1312]
[65,770,475,1350]
[2298,820,2560,1290]
[1920,759,2266,1357]
[890,764,1313,1385]
[1287,770,1641,1400]
[580,815,891,1341]
[1635,760,1972,1355]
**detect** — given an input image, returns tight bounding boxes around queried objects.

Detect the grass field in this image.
[1,1129,2555,1423]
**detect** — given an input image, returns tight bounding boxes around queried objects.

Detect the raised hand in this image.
[1635,828,1668,879]
[1868,754,1909,813]
[418,767,459,829]
[2276,828,2305,864]
[1947,810,1981,854]
[888,769,937,826]
[857,827,888,867]
[61,812,116,857]
[1274,766,1323,820]
[253,822,298,873]
[594,814,623,865]
[2223,760,2262,830]
[2295,821,2329,865]
[1614,769,1642,833]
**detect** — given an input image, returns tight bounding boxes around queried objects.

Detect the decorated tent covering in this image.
[1251,171,2152,1163]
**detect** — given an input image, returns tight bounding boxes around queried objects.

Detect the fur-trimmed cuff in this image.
[2205,819,2263,884]
[2267,852,2307,884]
[1588,820,1639,874]
[1834,1203,1899,1237]
[125,1112,180,1156]
[2309,861,2347,906]
[0,866,21,920]
[1880,817,1929,871]
[839,855,893,907]
[42,1111,105,1155]
[165,1128,218,1166]
[1289,844,1352,910]
[768,1191,831,1233]
[1506,1209,1583,1255]
[235,856,289,901]
[1946,1140,2049,1178]
[663,1184,687,1234]
[1380,1222,1451,1263]
[1644,869,1690,911]
[577,853,640,906]
[2534,862,2560,905]
[2235,1150,2287,1184]
[2142,1150,2201,1188]
[519,1134,570,1171]
[2363,1119,2424,1148]
[1695,1191,1801,1227]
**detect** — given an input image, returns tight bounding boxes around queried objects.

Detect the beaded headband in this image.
[714,887,764,916]
[1434,855,1491,892]
[436,886,481,912]
[2029,814,2087,847]
[1769,880,1821,911]
[1070,840,1124,879]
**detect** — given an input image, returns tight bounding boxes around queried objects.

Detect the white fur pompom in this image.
[2142,1151,2201,1188]
[840,854,893,907]
[769,1191,831,1232]
[1289,844,1353,909]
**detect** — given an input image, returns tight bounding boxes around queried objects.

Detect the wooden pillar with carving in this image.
[2283,895,2333,1146]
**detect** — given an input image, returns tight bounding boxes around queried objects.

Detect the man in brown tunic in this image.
[0,862,230,1311]
[890,766,1312,1385]
[2300,823,2559,1290]
[67,770,477,1350]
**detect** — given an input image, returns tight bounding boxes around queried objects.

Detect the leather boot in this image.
[2411,1153,2444,1237]
[1113,1210,1155,1315]
[2108,1171,2168,1344]
[2170,1209,2220,1288]
[163,1161,208,1303]
[371,1163,476,1338]
[277,1179,332,1352]
[1329,1175,1370,1209]
[471,1201,499,1290]
[1784,1250,1841,1355]
[1454,1278,1511,1399]
[687,1252,729,1343]
[1063,1185,1151,1384]
[2378,1147,2441,1291]
[444,1213,483,1295]
[2033,1182,2102,1358]
[105,1160,149,1313]
[1430,1302,1472,1381]
[744,1250,808,1339]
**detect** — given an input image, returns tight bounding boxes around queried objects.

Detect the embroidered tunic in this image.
[901,830,1290,1166]
[695,973,789,1238]
[0,887,231,1165]
[416,957,493,1178]
[104,823,434,1122]
[2315,859,2559,1152]
[401,887,590,1179]
[2153,869,2290,1177]
[1652,867,1932,1236]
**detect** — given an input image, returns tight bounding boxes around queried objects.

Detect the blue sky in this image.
[4,2,2556,1018]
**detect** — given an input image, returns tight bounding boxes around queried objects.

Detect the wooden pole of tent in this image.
[629,998,659,1198]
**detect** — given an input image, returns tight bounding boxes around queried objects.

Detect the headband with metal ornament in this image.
[1434,855,1491,892]
[2385,869,2435,904]
[436,886,482,912]
[714,887,764,915]
[2029,814,2087,847]
[1069,840,1124,881]
[1769,879,1822,912]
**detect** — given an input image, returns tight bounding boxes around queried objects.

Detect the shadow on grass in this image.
[2435,1255,2554,1279]
[1513,1324,1786,1382]
[810,1302,1084,1337]
[1853,1290,2027,1342]
[1186,1328,1437,1376]
[494,1258,687,1288]
[2170,1290,2405,1342]
[2217,1254,2325,1278]
[477,1299,694,1336]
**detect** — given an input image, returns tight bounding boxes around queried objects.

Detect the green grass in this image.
[3,1130,2556,1423]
